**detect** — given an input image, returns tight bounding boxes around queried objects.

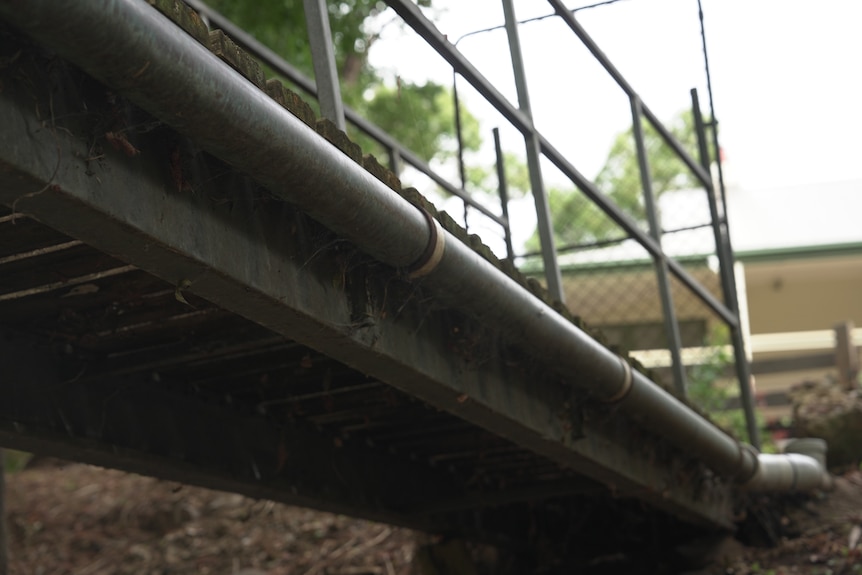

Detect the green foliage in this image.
[526,111,707,251]
[592,112,701,222]
[360,80,481,163]
[687,333,734,416]
[464,151,532,200]
[2,449,31,473]
[688,328,773,450]
[207,0,477,164]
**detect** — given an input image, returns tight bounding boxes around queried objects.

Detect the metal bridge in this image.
[0,0,828,565]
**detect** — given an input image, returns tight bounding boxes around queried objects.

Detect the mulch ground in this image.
[4,460,862,574]
[695,471,862,575]
[5,461,417,575]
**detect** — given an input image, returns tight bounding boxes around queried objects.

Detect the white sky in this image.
[367,0,862,252]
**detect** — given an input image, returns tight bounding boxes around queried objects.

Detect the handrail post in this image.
[303,0,346,130]
[387,147,402,176]
[692,88,760,449]
[493,127,516,262]
[835,321,859,390]
[502,0,564,302]
[631,96,688,396]
[453,73,471,231]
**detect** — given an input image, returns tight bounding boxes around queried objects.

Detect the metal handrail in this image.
[547,0,712,188]
[381,0,759,446]
[183,0,508,229]
[383,0,736,326]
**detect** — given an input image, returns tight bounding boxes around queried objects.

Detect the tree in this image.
[206,0,480,164]
[526,111,708,252]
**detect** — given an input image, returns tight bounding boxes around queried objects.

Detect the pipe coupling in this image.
[734,443,760,484]
[408,208,445,279]
[601,357,633,403]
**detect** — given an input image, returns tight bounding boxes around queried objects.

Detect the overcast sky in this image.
[370,0,861,188]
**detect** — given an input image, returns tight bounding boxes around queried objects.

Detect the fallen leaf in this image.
[175,278,193,306]
[849,524,861,550]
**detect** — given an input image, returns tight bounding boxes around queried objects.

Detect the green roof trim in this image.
[520,241,862,277]
[735,241,862,264]
[520,253,712,277]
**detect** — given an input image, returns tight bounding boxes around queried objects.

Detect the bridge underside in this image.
[0,17,734,554]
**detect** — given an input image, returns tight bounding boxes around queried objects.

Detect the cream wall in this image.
[741,251,862,421]
[743,254,862,334]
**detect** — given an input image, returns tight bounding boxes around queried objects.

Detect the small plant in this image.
[688,327,773,451]
[2,449,32,473]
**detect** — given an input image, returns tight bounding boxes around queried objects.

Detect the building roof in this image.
[727,178,862,252]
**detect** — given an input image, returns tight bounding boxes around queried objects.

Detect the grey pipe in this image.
[0,0,829,493]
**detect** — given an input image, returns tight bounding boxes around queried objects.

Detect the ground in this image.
[4,460,862,574]
[695,471,862,575]
[5,460,417,575]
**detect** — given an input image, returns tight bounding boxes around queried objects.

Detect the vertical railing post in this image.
[452,73,471,231]
[631,96,688,396]
[387,147,402,176]
[835,321,859,390]
[303,0,346,130]
[501,0,564,303]
[493,127,516,262]
[692,88,761,449]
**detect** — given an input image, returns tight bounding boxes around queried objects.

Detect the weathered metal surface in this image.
[0,0,743,478]
[0,28,734,529]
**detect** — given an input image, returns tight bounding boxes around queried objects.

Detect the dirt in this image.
[791,379,862,467]
[5,460,417,575]
[694,471,862,575]
[4,460,862,574]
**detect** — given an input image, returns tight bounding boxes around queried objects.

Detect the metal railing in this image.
[382,0,759,447]
[183,0,512,237]
[183,0,760,448]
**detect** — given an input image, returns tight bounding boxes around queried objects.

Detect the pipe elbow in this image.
[741,452,831,492]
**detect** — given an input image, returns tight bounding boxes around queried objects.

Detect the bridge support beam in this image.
[0,22,734,529]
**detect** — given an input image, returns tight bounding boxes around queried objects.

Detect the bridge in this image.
[0,0,829,567]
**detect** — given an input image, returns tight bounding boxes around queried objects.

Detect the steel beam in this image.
[0,36,733,528]
[0,330,465,531]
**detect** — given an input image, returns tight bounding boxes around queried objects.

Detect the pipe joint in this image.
[601,358,633,403]
[742,452,831,492]
[734,443,760,484]
[408,208,445,279]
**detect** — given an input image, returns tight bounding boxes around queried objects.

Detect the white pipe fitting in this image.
[742,452,832,492]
